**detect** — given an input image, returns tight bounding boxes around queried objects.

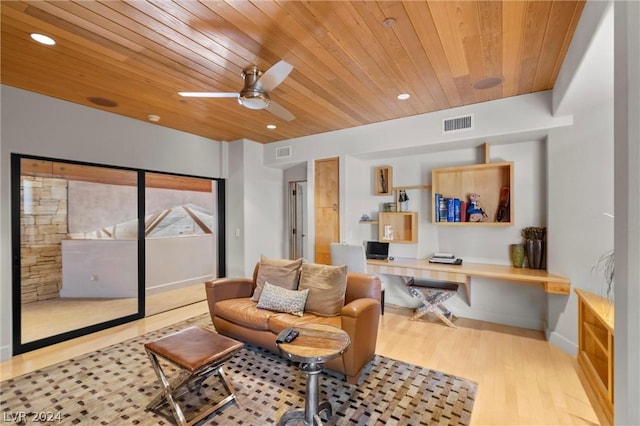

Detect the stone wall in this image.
[21,177,68,303]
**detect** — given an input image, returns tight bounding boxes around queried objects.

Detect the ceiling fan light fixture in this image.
[238,92,270,110]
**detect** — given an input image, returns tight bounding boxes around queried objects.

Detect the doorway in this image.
[288,181,307,260]
[314,157,340,264]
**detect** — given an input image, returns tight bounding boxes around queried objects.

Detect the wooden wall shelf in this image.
[378,212,417,243]
[373,166,393,196]
[432,161,513,225]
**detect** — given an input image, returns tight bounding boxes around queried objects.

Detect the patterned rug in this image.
[0,314,477,425]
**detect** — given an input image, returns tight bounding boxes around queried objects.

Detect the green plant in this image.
[521,226,546,240]
[592,250,615,301]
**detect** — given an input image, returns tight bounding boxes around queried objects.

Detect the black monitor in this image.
[365,241,389,260]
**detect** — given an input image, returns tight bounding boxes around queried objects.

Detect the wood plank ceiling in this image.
[1,1,585,144]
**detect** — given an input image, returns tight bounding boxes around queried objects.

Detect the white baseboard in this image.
[1,344,12,361]
[546,329,578,356]
[145,275,214,296]
[452,308,544,330]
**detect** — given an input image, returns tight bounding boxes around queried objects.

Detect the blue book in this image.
[454,198,461,222]
[446,198,455,222]
[434,193,441,222]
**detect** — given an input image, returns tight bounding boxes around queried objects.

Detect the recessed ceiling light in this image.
[30,33,56,46]
[266,124,277,130]
[147,114,161,122]
[473,76,504,90]
[397,93,410,100]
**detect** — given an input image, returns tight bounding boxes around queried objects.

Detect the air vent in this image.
[275,145,292,159]
[442,114,474,134]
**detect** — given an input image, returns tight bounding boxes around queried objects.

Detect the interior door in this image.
[314,157,339,264]
[288,181,307,260]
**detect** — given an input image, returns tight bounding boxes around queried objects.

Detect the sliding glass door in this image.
[144,173,218,316]
[12,155,224,355]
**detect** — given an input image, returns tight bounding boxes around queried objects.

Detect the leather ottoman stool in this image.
[144,326,243,425]
[406,279,459,328]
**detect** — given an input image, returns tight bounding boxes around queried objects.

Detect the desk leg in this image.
[461,277,471,306]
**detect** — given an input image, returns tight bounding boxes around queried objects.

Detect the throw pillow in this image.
[256,282,309,317]
[298,263,348,316]
[251,256,303,302]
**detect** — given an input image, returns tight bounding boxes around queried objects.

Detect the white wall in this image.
[1,86,225,360]
[613,1,640,423]
[263,91,572,167]
[145,235,215,294]
[225,139,285,277]
[547,100,614,353]
[61,240,138,298]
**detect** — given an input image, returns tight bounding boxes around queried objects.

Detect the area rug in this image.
[0,314,477,425]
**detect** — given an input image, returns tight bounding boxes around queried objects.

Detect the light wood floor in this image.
[20,283,206,342]
[1,302,604,425]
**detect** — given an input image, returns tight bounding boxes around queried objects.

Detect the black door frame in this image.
[11,153,226,355]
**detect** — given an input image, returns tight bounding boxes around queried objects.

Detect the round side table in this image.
[276,324,350,426]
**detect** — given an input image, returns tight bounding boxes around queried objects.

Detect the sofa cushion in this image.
[214,298,273,331]
[268,312,341,335]
[256,282,309,316]
[298,263,348,316]
[251,256,303,302]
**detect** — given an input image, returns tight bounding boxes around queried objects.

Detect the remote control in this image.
[284,329,299,343]
[277,327,299,344]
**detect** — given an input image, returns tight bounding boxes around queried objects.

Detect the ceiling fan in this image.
[179,60,295,122]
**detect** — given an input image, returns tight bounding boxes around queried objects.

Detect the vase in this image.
[525,239,544,269]
[510,244,525,268]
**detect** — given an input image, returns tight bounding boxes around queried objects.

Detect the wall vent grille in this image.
[442,114,474,134]
[275,145,292,159]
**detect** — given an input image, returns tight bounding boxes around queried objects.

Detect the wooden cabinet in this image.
[431,161,513,225]
[575,289,614,424]
[378,212,417,243]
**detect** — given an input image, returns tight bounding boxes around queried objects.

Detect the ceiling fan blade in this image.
[179,92,238,98]
[257,60,293,92]
[266,100,295,122]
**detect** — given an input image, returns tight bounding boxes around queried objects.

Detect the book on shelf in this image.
[436,195,469,223]
[432,252,455,259]
[438,196,448,222]
[429,254,463,265]
[446,198,455,222]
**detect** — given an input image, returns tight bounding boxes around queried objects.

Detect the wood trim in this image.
[20,159,212,192]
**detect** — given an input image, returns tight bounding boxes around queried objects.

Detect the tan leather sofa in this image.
[205,264,382,384]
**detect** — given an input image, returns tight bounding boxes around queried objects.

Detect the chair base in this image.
[407,280,458,328]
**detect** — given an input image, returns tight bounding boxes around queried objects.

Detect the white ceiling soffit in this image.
[553,1,614,116]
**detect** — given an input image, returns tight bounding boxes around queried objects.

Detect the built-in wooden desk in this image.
[366,257,571,304]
